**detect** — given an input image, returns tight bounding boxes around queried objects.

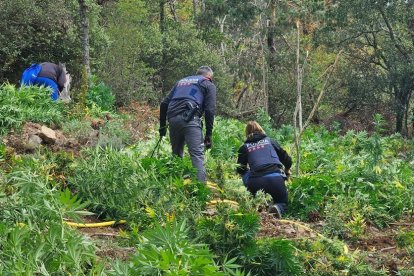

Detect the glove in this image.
[285,169,291,180]
[159,126,167,137]
[204,136,212,149]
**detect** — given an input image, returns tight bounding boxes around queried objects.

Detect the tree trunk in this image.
[160,0,166,33]
[395,97,404,133]
[393,75,414,134]
[404,94,410,135]
[193,0,197,19]
[394,84,406,134]
[159,0,167,98]
[217,15,227,57]
[267,0,276,54]
[262,38,268,113]
[296,21,303,131]
[169,0,178,22]
[293,20,302,176]
[78,0,91,80]
[267,0,277,71]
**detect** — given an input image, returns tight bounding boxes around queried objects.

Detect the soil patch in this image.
[258,212,319,239]
[351,224,414,272]
[95,245,135,262]
[3,122,81,154]
[259,213,414,272]
[119,101,159,142]
[69,215,134,261]
[75,216,125,237]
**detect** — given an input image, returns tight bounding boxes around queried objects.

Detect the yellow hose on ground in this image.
[207,199,239,207]
[64,220,126,228]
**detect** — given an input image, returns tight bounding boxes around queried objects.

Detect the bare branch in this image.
[301,50,343,135]
[378,6,412,63]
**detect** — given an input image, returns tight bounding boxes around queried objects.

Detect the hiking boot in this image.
[268,204,282,218]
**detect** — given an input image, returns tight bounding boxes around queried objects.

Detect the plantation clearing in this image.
[1,85,414,275]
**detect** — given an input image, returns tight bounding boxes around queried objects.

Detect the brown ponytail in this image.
[245,121,265,138]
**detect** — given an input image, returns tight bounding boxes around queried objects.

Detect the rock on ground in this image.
[39,126,57,144]
[25,134,42,151]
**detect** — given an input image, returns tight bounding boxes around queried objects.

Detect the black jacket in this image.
[159,76,217,137]
[237,133,292,176]
[37,62,66,92]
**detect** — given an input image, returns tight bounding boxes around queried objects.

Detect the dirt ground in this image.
[3,102,159,155]
[259,212,414,272]
[353,223,413,272]
[3,122,82,154]
[119,101,159,142]
[258,212,320,239]
[68,215,134,261]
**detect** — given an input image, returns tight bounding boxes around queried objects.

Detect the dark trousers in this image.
[168,115,206,182]
[244,172,288,213]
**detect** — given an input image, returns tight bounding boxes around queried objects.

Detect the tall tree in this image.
[193,0,198,19]
[320,0,414,133]
[159,0,167,97]
[79,0,91,80]
[0,0,79,83]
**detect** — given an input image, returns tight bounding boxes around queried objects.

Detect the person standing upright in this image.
[159,66,217,182]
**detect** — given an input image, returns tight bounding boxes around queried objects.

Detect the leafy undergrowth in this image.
[0,84,64,134]
[1,85,414,274]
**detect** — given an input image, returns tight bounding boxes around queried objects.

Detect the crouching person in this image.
[21,62,68,101]
[236,121,292,218]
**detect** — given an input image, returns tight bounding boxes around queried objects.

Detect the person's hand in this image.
[204,136,212,149]
[286,169,291,176]
[159,126,167,137]
[285,169,291,180]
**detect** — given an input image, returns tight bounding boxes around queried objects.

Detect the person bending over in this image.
[21,62,67,101]
[159,66,217,182]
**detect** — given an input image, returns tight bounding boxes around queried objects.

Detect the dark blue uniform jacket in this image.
[237,133,292,177]
[160,75,217,137]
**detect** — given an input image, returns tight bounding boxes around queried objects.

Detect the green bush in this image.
[243,239,302,276]
[196,205,303,275]
[288,125,414,228]
[87,77,115,111]
[0,84,64,134]
[196,207,260,258]
[97,120,132,149]
[0,157,98,274]
[70,147,210,229]
[296,238,386,275]
[110,221,229,275]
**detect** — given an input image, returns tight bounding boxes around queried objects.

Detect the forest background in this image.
[1,0,414,133]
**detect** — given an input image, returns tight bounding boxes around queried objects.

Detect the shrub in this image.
[110,221,227,275]
[0,158,97,274]
[97,120,132,149]
[87,77,115,112]
[243,239,302,276]
[62,119,93,143]
[196,207,260,258]
[288,125,414,228]
[0,84,64,134]
[70,147,210,229]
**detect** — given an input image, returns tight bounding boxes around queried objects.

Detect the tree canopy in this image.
[1,0,414,133]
